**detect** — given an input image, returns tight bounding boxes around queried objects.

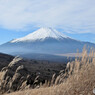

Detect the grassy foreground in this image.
[5,48,95,95]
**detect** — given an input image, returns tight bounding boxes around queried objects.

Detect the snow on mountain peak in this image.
[11,27,68,43]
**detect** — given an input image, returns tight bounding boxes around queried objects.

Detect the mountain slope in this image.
[0,27,95,56]
[0,53,14,70]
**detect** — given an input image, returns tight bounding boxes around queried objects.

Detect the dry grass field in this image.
[3,47,95,95]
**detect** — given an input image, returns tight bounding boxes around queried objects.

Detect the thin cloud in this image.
[0,0,95,33]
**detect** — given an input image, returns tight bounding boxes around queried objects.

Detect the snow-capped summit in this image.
[11,27,68,43]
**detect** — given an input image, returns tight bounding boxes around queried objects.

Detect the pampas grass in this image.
[4,47,95,95]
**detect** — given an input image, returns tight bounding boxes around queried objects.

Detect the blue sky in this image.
[0,0,95,44]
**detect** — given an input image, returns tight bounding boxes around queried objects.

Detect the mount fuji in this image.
[0,27,95,58]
